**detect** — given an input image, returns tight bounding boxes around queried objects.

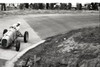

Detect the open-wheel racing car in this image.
[0,22,29,51]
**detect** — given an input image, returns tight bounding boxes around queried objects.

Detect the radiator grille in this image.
[2,39,7,48]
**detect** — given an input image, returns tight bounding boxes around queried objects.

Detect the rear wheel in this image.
[15,40,20,51]
[24,31,29,43]
[3,29,8,35]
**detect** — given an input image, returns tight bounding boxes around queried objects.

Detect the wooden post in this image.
[33,55,41,67]
[22,57,30,67]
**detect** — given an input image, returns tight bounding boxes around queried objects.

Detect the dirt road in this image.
[25,14,100,39]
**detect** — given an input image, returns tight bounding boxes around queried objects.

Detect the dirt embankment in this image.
[14,25,100,67]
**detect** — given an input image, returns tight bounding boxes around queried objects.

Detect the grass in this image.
[15,26,100,67]
[14,25,100,67]
[0,10,99,16]
[14,27,80,67]
[74,26,100,44]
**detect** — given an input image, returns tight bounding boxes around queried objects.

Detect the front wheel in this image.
[15,40,20,51]
[24,31,29,43]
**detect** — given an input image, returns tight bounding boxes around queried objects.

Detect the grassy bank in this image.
[14,25,100,67]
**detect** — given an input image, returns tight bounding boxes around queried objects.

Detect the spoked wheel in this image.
[15,40,20,51]
[3,29,8,35]
[24,31,29,43]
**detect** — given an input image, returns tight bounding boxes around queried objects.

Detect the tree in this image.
[30,3,33,9]
[49,3,56,9]
[33,3,39,9]
[68,3,72,10]
[38,3,45,9]
[94,3,98,10]
[91,2,95,10]
[76,3,82,10]
[46,3,50,9]
[1,3,6,11]
[19,3,25,10]
[60,3,67,10]
[24,3,29,9]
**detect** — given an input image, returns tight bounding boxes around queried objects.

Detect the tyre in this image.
[15,40,20,51]
[24,31,29,43]
[3,29,8,35]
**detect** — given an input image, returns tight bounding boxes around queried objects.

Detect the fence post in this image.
[33,55,41,67]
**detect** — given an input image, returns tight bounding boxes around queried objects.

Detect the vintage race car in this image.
[0,22,29,51]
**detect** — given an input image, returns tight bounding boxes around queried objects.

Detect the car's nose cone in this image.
[2,39,7,48]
